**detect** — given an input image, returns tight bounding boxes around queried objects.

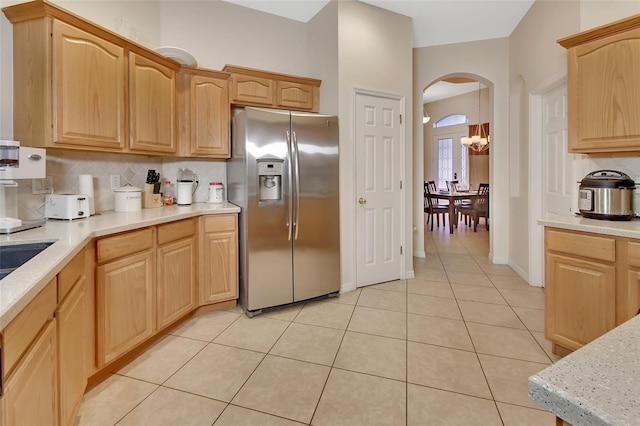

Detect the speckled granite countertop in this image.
[529,314,640,425]
[0,202,240,330]
[539,215,640,239]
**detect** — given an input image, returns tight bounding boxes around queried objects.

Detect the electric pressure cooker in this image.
[578,170,635,220]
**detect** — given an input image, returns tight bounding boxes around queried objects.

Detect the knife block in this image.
[142,184,163,208]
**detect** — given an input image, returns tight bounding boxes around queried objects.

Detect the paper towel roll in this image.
[78,174,95,215]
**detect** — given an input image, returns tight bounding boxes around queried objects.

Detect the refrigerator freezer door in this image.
[291,112,340,301]
[243,108,294,311]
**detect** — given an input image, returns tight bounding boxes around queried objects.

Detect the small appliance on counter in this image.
[176,168,198,205]
[45,194,90,220]
[578,170,635,220]
[113,185,142,212]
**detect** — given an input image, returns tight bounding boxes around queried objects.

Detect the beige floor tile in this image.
[261,304,304,321]
[170,310,242,342]
[332,288,361,305]
[214,405,303,426]
[407,342,492,399]
[497,402,556,426]
[407,293,462,320]
[116,335,206,384]
[407,278,454,299]
[76,374,158,426]
[369,279,407,293]
[513,307,545,332]
[334,331,406,380]
[446,270,494,287]
[413,255,444,270]
[489,274,541,291]
[451,284,507,305]
[312,368,406,426]
[498,288,545,309]
[407,313,474,351]
[118,387,226,426]
[479,354,550,409]
[214,315,289,352]
[269,322,344,366]
[347,306,406,339]
[407,384,502,426]
[413,267,449,282]
[164,343,264,402]
[294,299,355,329]
[458,300,525,329]
[467,323,550,363]
[477,262,519,277]
[232,355,329,424]
[531,331,564,363]
[441,258,484,274]
[357,287,407,312]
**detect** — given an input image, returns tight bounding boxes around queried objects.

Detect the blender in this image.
[176,168,198,205]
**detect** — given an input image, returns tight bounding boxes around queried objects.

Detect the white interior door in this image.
[543,85,572,217]
[355,92,402,287]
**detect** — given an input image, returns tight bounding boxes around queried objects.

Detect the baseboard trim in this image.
[413,250,426,258]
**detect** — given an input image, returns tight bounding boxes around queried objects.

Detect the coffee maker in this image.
[176,168,198,205]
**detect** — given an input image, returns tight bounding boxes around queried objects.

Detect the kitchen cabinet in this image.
[96,228,155,366]
[3,1,179,155]
[156,219,197,329]
[129,53,177,154]
[223,65,320,112]
[177,67,231,157]
[543,227,640,354]
[558,14,640,153]
[199,215,238,305]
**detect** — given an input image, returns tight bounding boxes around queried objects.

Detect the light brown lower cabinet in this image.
[2,319,58,426]
[199,214,238,305]
[545,227,640,354]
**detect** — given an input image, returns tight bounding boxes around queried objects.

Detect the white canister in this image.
[208,182,224,204]
[114,185,142,212]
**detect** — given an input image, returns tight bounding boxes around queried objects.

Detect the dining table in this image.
[432,190,478,234]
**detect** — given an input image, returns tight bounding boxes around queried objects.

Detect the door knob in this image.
[358,197,367,205]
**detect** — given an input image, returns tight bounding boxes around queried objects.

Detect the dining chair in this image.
[424,182,448,231]
[457,183,489,231]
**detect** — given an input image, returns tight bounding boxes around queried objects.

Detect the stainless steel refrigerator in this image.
[227,107,340,316]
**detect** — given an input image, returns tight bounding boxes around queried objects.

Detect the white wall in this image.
[308,1,339,115]
[338,0,413,288]
[414,38,510,264]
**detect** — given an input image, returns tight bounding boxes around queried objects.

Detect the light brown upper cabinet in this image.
[3,1,180,155]
[559,15,640,153]
[177,67,231,158]
[223,65,320,112]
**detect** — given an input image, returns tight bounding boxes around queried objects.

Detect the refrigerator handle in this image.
[292,131,301,240]
[286,130,293,241]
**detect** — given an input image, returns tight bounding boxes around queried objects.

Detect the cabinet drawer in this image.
[203,214,236,233]
[58,248,85,302]
[97,227,153,263]
[157,218,196,246]
[628,241,640,268]
[546,228,615,262]
[2,278,57,378]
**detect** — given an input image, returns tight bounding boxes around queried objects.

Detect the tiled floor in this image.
[77,224,561,425]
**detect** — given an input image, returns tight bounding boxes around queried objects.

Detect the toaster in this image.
[45,194,90,220]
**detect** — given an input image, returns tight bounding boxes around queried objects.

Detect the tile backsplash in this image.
[15,150,226,220]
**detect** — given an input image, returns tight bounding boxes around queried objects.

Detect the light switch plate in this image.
[110,174,120,190]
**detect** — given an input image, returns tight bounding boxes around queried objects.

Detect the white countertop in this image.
[0,202,240,330]
[538,215,640,239]
[529,314,640,425]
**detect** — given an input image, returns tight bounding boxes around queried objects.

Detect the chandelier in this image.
[461,82,490,152]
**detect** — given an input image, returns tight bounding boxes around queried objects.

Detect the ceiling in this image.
[221,0,535,103]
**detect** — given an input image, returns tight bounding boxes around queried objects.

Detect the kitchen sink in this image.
[0,241,55,280]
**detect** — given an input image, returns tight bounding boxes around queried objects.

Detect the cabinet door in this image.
[157,238,196,329]
[57,280,86,426]
[2,319,58,426]
[230,73,273,106]
[190,75,230,157]
[545,253,615,351]
[568,28,640,152]
[200,230,238,305]
[52,20,126,150]
[96,250,155,366]
[129,53,176,154]
[276,80,315,111]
